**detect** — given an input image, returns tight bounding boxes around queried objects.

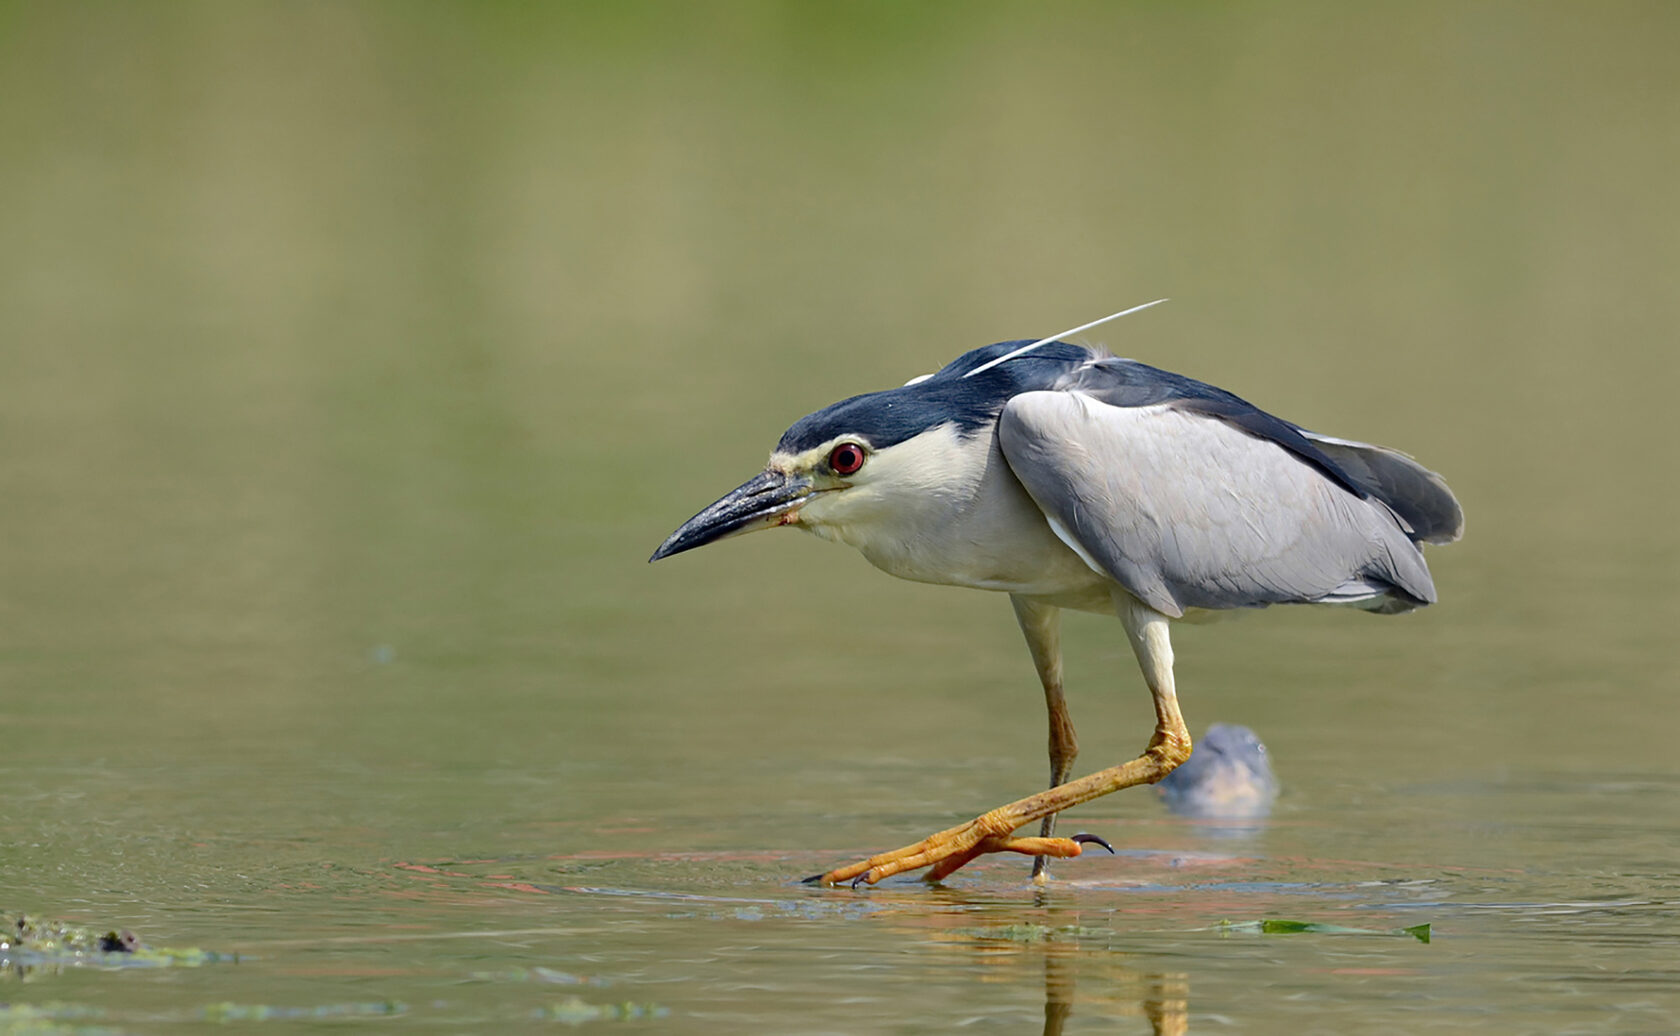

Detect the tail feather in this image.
[1303,433,1464,545]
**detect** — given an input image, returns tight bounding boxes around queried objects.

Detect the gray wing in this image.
[997,391,1438,619]
[1060,356,1463,547]
[1299,433,1464,545]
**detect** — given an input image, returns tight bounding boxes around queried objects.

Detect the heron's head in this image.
[648,340,1091,563]
[648,383,992,562]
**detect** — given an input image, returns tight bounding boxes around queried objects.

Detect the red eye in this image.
[829,442,866,475]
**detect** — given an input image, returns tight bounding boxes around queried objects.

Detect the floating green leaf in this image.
[1217,919,1431,943]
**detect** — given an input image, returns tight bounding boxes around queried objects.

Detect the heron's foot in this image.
[805,813,1113,887]
[1033,831,1114,884]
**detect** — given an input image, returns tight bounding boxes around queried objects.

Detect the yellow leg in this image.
[1010,597,1082,885]
[815,596,1192,887]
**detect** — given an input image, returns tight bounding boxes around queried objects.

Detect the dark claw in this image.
[851,872,872,889]
[801,873,826,885]
[1072,832,1115,854]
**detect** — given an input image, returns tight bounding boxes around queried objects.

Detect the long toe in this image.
[819,827,1102,887]
[816,818,994,886]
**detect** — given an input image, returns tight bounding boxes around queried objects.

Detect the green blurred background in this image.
[4,0,1674,774]
[2,1,1678,1028]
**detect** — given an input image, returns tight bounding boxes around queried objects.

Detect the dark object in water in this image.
[1156,723,1279,818]
[7,914,142,956]
[99,930,140,953]
[4,911,230,976]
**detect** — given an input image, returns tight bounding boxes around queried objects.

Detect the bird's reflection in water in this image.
[896,888,1189,1035]
[1039,940,1189,1036]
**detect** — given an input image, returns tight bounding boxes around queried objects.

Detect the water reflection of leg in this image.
[1033,936,1189,1036]
[1143,972,1190,1036]
[1002,899,1192,1036]
[1041,942,1074,1036]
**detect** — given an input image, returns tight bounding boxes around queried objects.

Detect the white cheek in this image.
[863,426,985,504]
[796,426,986,542]
[799,486,879,529]
[797,493,842,530]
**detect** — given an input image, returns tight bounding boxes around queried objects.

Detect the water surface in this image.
[3,3,1678,1031]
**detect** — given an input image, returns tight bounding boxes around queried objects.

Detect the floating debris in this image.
[200,1001,406,1022]
[1157,723,1279,819]
[969,923,1115,943]
[1216,919,1431,943]
[468,966,610,987]
[536,997,669,1024]
[0,1000,114,1029]
[3,911,236,979]
[5,915,134,958]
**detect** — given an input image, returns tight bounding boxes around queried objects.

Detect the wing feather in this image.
[1299,433,1464,544]
[998,392,1437,618]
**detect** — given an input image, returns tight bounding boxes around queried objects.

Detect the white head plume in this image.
[962,298,1169,379]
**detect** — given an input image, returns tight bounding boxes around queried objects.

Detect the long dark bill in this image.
[648,469,814,562]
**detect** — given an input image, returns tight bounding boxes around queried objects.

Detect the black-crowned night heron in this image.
[651,306,1462,886]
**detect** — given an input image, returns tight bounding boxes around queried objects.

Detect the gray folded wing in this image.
[1059,356,1463,547]
[1298,433,1464,545]
[997,391,1438,619]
